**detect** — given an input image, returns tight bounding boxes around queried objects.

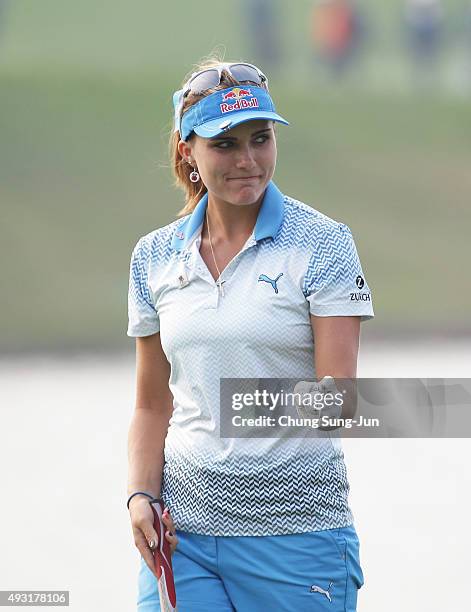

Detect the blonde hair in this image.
[170,54,254,218]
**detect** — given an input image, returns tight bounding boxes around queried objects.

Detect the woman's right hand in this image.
[129,496,178,578]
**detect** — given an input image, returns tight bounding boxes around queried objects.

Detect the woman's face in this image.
[179,119,277,206]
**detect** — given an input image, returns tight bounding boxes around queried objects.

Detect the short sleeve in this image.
[303,222,374,322]
[127,237,160,337]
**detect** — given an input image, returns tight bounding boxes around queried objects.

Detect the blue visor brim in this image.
[193,111,289,139]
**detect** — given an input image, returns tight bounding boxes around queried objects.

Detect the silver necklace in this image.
[206,211,226,297]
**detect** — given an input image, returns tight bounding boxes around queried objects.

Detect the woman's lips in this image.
[227,176,260,181]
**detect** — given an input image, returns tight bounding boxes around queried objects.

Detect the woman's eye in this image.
[213,135,269,149]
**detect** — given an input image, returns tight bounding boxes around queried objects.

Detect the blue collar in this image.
[171,181,285,252]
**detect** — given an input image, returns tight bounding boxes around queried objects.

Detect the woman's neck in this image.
[205,191,264,243]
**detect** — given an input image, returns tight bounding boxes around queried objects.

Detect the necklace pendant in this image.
[217,280,226,297]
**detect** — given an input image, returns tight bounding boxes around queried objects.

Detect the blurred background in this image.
[0,1,470,611]
[1,0,470,351]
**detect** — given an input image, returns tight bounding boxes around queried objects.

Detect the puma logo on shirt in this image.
[258,273,283,294]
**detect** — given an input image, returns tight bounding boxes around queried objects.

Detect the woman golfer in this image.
[127,59,374,611]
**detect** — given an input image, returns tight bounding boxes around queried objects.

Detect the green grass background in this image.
[1,0,470,351]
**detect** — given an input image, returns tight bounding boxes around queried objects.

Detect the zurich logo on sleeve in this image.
[355,275,365,289]
[351,274,371,301]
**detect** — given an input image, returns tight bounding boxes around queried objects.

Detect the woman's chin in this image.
[227,184,264,206]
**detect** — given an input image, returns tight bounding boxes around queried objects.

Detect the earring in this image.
[189,168,200,183]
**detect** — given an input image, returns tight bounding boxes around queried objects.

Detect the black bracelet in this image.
[127,491,155,509]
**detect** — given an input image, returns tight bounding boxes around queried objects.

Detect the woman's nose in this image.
[235,146,256,168]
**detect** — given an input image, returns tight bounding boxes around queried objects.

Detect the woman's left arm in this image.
[310,315,361,421]
[310,315,360,379]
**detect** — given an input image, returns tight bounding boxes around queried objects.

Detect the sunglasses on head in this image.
[182,63,269,98]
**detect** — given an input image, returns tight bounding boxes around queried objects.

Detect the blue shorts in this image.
[137,525,364,611]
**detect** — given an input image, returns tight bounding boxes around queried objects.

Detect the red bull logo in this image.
[220,87,259,113]
[221,87,252,101]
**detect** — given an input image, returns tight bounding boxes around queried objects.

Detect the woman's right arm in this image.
[127,332,177,574]
[128,333,173,498]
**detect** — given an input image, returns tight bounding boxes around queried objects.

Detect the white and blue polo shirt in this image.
[127,181,374,536]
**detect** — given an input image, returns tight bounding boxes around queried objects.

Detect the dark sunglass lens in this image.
[230,64,262,85]
[189,69,220,94]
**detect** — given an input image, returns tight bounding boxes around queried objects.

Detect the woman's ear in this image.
[178,139,193,163]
